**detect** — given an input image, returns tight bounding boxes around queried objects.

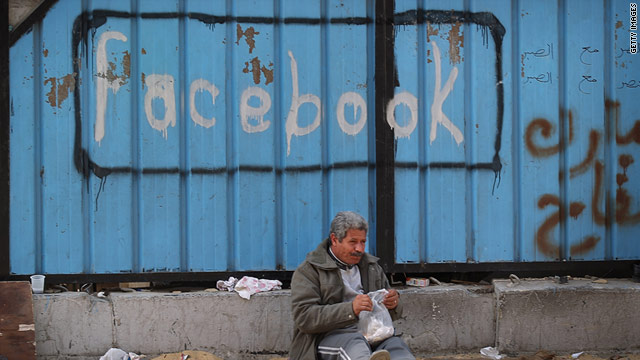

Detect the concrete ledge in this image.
[113,290,292,358]
[495,279,640,353]
[34,290,293,360]
[396,285,495,353]
[34,292,113,356]
[31,279,640,359]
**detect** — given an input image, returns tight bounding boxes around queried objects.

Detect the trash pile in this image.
[100,349,224,360]
[474,349,638,360]
[418,350,640,360]
[216,276,283,299]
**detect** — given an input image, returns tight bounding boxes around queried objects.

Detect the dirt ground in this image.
[151,350,640,360]
[419,351,640,360]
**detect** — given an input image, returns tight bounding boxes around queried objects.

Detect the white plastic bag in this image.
[480,346,503,360]
[99,348,143,360]
[357,289,394,343]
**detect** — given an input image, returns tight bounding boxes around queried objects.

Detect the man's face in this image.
[330,228,367,265]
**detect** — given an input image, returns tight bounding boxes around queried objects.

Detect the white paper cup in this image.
[30,274,45,294]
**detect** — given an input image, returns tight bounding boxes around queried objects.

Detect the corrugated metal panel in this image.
[9,0,376,274]
[7,0,640,275]
[392,0,640,264]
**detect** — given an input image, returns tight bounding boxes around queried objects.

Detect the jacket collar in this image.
[328,246,354,270]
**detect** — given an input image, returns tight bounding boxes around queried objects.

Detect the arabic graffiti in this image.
[524,109,574,158]
[578,45,599,95]
[579,75,597,94]
[592,101,640,227]
[592,158,640,227]
[526,100,639,258]
[524,112,598,183]
[523,43,554,60]
[524,72,552,84]
[614,155,640,225]
[580,46,599,65]
[615,47,633,58]
[618,80,640,89]
[610,99,640,145]
[534,194,600,257]
[520,43,553,83]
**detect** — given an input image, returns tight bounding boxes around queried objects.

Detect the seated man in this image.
[290,211,415,360]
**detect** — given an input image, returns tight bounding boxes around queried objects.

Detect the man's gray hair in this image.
[330,211,368,241]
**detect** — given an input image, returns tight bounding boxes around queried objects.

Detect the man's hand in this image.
[382,289,400,310]
[352,294,373,316]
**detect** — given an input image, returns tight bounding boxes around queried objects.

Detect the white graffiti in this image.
[430,41,464,145]
[336,92,367,136]
[95,31,127,144]
[93,36,468,152]
[386,91,418,139]
[143,74,176,139]
[285,50,322,155]
[240,86,271,133]
[190,79,219,128]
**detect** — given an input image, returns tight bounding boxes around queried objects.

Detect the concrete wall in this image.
[396,286,495,353]
[34,290,294,360]
[495,279,640,353]
[32,279,640,359]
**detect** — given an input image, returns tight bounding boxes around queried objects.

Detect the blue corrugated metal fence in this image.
[7,0,640,275]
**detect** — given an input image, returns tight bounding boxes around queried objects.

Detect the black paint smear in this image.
[68,162,373,177]
[393,9,505,193]
[95,175,107,212]
[395,161,502,170]
[68,9,504,196]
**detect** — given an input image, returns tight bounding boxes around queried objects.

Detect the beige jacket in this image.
[289,238,402,360]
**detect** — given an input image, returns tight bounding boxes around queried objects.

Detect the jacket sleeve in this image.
[291,264,359,334]
[380,268,403,320]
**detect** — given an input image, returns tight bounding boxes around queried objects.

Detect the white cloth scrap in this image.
[234,276,282,300]
[215,276,282,299]
[216,276,238,291]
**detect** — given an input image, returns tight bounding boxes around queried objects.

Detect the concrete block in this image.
[112,290,292,358]
[396,285,495,355]
[34,279,640,359]
[33,293,113,358]
[495,278,640,353]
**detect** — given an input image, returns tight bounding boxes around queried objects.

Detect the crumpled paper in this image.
[216,276,282,299]
[234,276,282,299]
[216,277,238,291]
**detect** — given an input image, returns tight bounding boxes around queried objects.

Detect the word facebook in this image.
[96,31,464,154]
